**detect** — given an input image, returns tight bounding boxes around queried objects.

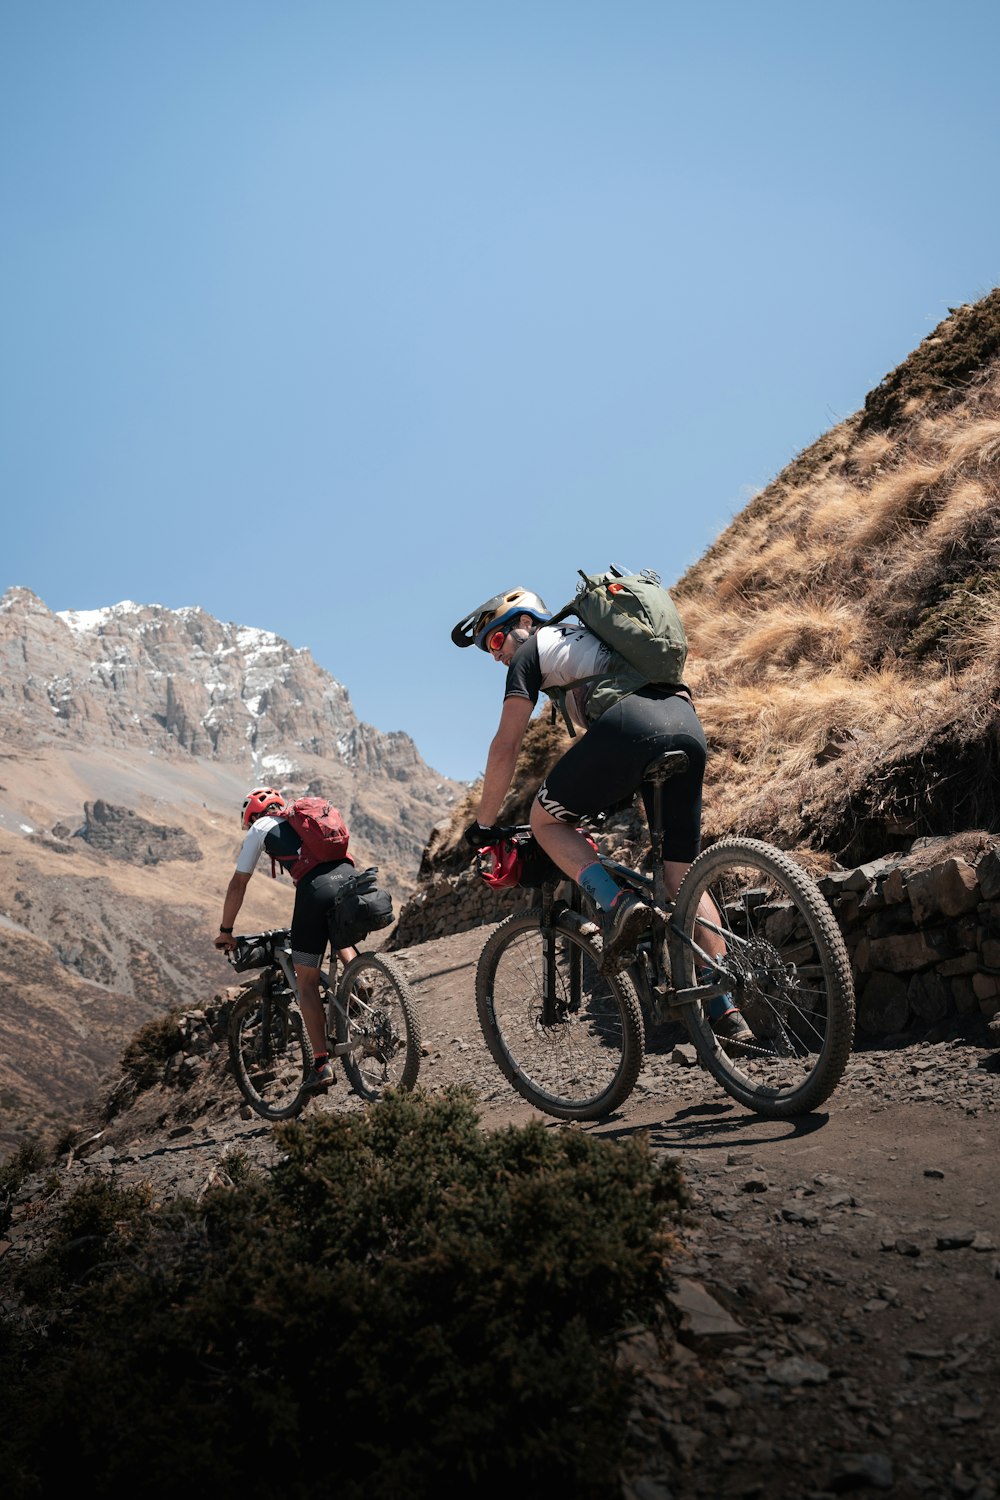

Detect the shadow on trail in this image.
[593,1100,832,1155]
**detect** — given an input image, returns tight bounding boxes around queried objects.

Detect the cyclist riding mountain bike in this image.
[214,788,361,1091]
[451,586,751,1042]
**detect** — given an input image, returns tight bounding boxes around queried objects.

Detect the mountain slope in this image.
[675,290,1000,862]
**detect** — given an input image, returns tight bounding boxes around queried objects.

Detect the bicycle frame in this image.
[511,750,735,1028]
[237,936,373,1064]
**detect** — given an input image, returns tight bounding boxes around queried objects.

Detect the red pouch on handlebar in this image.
[475,831,597,891]
[476,840,523,889]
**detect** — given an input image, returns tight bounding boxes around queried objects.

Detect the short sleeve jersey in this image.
[234,815,302,877]
[503,624,613,732]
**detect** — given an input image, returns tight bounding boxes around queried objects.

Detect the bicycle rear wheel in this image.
[670,837,856,1117]
[228,983,313,1121]
[476,909,645,1121]
[334,953,422,1100]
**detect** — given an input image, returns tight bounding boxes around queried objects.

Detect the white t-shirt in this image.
[504,625,613,730]
[235,815,290,876]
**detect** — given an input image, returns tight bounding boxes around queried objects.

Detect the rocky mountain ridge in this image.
[1,587,420,775]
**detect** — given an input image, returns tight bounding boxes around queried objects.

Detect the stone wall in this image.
[817,834,1000,1037]
[386,868,539,948]
[389,831,1000,1037]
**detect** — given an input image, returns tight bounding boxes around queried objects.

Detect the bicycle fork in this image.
[540,886,583,1024]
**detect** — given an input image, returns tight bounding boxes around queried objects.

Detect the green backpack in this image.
[545,566,689,735]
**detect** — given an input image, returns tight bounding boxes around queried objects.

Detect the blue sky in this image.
[3,1,999,784]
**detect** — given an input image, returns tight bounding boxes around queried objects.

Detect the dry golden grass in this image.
[431,296,1000,865]
[850,460,948,552]
[850,430,895,478]
[700,664,922,771]
[880,478,994,602]
[938,414,1000,473]
[955,588,1000,680]
[803,478,865,543]
[919,477,993,551]
[702,603,861,688]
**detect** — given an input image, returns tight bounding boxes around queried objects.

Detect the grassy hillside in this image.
[678,289,1000,863]
[426,290,1000,879]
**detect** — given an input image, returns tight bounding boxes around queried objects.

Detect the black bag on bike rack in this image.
[328,867,394,948]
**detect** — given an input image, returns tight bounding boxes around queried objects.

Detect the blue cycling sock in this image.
[577,861,623,913]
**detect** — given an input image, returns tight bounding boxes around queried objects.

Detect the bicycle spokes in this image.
[476,911,644,1120]
[228,989,311,1121]
[334,954,422,1101]
[672,839,855,1116]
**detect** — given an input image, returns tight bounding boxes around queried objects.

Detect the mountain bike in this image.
[226,930,421,1121]
[475,749,856,1122]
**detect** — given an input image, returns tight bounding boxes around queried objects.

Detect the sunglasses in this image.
[487,627,509,654]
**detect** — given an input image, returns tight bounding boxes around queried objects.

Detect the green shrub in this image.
[120,1010,185,1087]
[14,1174,156,1308]
[0,1138,47,1235]
[0,1088,685,1499]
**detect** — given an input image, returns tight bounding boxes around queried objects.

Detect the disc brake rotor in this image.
[726,937,799,1041]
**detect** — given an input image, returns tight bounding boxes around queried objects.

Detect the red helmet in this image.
[241,787,285,829]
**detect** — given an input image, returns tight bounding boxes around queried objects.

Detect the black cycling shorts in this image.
[290,860,357,967]
[536,689,707,864]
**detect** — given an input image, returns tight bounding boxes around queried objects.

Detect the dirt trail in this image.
[4,920,999,1498]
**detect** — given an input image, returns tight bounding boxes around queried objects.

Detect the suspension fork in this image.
[257,969,277,1061]
[540,882,583,1023]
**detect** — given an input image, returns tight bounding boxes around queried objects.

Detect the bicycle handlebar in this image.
[227,929,292,973]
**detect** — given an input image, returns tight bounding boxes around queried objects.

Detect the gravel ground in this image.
[3,923,999,1499]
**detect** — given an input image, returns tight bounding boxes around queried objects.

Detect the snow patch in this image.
[259,753,295,778]
[58,602,143,633]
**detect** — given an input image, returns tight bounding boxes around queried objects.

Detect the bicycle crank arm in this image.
[670,981,732,1008]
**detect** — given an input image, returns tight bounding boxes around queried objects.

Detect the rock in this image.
[828,1451,894,1491]
[765,1355,830,1387]
[666,1277,745,1349]
[909,970,950,1022]
[704,1386,743,1411]
[79,800,202,865]
[857,971,910,1035]
[935,1224,978,1250]
[741,1174,770,1193]
[907,859,980,922]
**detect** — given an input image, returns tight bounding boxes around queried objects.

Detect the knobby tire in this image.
[334,952,422,1101]
[669,836,856,1117]
[475,908,645,1121]
[228,984,313,1121]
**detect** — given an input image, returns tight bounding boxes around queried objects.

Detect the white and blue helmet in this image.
[451,588,551,652]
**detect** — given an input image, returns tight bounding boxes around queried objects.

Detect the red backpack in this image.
[274,798,352,883]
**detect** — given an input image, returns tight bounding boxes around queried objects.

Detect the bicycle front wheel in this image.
[670,837,856,1117]
[228,985,313,1121]
[475,909,645,1122]
[334,953,422,1101]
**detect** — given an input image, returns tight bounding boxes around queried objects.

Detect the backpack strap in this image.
[545,675,605,738]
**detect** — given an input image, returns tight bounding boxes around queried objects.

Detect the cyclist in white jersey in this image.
[213,788,362,1091]
[452,587,750,1040]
